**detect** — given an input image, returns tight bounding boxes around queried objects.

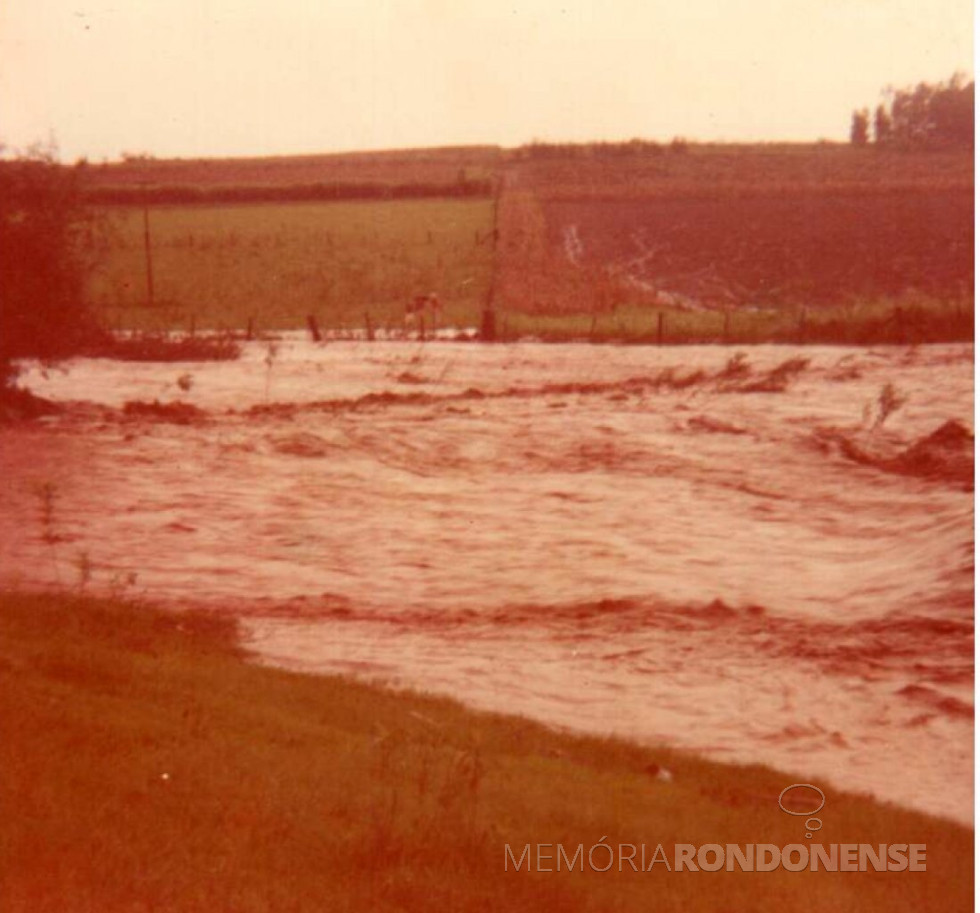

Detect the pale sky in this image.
[0,0,973,162]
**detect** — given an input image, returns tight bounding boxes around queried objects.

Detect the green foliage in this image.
[849,109,869,145]
[0,148,104,370]
[874,74,974,150]
[874,104,892,144]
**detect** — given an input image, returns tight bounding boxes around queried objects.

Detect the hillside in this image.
[78,142,973,342]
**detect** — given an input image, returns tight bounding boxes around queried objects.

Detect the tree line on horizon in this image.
[512,138,690,160]
[82,175,494,206]
[851,74,974,149]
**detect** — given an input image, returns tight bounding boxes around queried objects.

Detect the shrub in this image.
[0,147,105,374]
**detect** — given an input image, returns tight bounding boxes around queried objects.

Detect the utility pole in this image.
[142,185,155,309]
[480,175,502,341]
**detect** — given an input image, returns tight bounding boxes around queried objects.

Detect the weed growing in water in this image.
[28,484,141,595]
[32,481,60,546]
[74,550,93,591]
[435,357,456,384]
[263,341,280,402]
[108,570,140,601]
[31,481,63,583]
[873,382,907,430]
[718,351,751,380]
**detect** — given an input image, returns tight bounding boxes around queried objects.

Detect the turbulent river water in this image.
[1,339,973,825]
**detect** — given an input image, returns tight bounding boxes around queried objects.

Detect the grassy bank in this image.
[0,591,971,911]
[496,296,972,345]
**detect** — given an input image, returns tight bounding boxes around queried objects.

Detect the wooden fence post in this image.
[480,308,496,341]
[306,314,322,342]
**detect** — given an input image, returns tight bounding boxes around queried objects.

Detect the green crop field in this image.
[89,198,495,333]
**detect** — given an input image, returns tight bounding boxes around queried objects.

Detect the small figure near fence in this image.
[404,293,441,340]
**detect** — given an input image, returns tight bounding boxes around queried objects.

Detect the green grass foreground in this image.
[0,591,972,912]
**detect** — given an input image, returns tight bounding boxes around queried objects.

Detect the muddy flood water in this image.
[1,339,973,825]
